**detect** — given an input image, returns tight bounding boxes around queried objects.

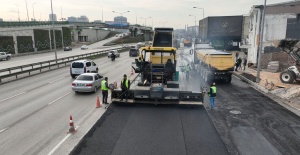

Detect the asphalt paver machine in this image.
[111,28,203,104]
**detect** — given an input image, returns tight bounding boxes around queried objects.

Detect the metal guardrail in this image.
[0,48,122,83]
[0,21,70,28]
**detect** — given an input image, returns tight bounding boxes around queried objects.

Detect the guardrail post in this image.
[21,66,23,71]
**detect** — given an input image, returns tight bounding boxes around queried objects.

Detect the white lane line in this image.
[48,76,67,84]
[47,126,79,155]
[0,92,26,103]
[48,92,71,105]
[0,127,8,133]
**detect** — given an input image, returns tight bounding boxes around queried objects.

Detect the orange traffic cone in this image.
[96,96,101,108]
[68,115,76,133]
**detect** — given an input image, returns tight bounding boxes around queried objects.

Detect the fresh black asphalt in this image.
[71,104,229,155]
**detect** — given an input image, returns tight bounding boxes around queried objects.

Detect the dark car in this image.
[129,48,139,57]
[64,46,72,51]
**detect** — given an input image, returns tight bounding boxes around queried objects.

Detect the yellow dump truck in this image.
[194,49,235,83]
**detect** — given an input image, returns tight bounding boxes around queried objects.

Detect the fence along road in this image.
[0,47,123,83]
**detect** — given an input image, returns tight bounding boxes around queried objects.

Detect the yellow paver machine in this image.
[111,28,204,105]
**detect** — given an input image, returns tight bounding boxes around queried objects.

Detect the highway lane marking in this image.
[1,92,71,133]
[0,76,68,103]
[47,126,79,155]
[48,92,71,105]
[0,92,26,103]
[48,76,68,84]
[0,127,8,134]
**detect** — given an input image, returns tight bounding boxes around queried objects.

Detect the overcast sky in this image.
[0,0,292,28]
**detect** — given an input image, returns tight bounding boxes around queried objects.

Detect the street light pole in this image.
[16,4,20,21]
[140,17,151,41]
[32,3,36,21]
[193,7,205,42]
[256,0,267,83]
[189,15,197,38]
[25,0,29,21]
[189,15,196,27]
[112,11,130,47]
[102,6,103,22]
[151,17,153,29]
[50,0,57,62]
[140,17,151,27]
[134,11,137,25]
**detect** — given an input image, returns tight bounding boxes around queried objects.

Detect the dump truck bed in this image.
[196,49,235,71]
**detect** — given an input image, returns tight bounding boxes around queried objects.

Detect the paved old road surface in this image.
[180,47,300,155]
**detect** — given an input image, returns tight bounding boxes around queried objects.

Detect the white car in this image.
[70,60,98,78]
[81,45,88,50]
[0,52,11,60]
[72,73,104,93]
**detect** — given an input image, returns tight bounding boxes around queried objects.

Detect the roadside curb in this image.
[232,72,300,116]
[232,72,269,93]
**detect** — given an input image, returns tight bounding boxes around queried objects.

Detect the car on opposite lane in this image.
[64,46,72,51]
[81,45,89,50]
[0,52,12,60]
[72,73,104,93]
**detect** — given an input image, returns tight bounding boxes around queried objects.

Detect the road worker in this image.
[208,82,217,109]
[101,77,109,104]
[185,64,191,79]
[120,74,130,101]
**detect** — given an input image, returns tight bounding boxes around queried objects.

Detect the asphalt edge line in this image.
[47,126,79,155]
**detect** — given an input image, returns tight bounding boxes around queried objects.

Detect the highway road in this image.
[71,47,300,155]
[0,36,132,70]
[0,51,136,155]
[1,46,300,155]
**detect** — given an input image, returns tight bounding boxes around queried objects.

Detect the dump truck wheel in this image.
[225,76,232,83]
[280,70,295,84]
